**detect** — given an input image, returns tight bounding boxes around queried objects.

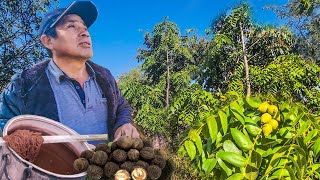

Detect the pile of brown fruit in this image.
[73,136,167,180]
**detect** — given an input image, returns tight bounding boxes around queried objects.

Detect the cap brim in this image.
[50,1,98,29]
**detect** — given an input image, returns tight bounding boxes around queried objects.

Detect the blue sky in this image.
[59,0,288,78]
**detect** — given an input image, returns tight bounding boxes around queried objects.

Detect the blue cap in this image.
[39,1,98,36]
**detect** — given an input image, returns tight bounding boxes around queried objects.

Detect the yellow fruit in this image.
[261,113,272,124]
[258,102,270,113]
[269,119,279,130]
[263,124,273,137]
[267,105,278,115]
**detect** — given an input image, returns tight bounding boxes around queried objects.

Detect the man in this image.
[0,1,139,142]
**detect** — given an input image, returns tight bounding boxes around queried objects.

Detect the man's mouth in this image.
[79,42,91,47]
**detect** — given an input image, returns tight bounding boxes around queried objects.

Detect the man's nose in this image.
[79,28,89,37]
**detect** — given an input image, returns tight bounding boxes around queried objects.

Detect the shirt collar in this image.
[47,60,96,84]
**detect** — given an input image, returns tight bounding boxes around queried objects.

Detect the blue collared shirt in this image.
[45,60,108,144]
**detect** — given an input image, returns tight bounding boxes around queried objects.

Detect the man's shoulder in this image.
[21,59,50,80]
[9,59,50,89]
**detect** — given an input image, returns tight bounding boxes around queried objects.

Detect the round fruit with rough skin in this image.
[262,124,273,137]
[267,105,278,115]
[261,113,272,124]
[269,119,279,130]
[258,102,270,113]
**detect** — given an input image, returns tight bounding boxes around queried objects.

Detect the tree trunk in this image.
[240,24,251,97]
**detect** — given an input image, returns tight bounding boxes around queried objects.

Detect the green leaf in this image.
[291,144,307,156]
[223,140,242,155]
[309,164,320,172]
[287,155,301,179]
[205,138,213,154]
[245,120,262,136]
[265,146,290,173]
[202,158,217,174]
[217,158,233,176]
[285,166,297,180]
[216,131,223,148]
[313,137,320,158]
[245,97,261,108]
[184,140,197,161]
[279,127,294,138]
[272,168,290,177]
[206,115,218,143]
[226,173,244,180]
[244,110,258,117]
[245,169,259,180]
[177,145,187,157]
[230,101,244,113]
[230,128,253,152]
[304,129,317,144]
[251,116,261,122]
[250,150,262,169]
[231,109,245,125]
[297,120,310,136]
[188,129,203,155]
[218,110,228,135]
[217,151,247,167]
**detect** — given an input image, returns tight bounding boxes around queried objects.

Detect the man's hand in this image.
[114,123,140,141]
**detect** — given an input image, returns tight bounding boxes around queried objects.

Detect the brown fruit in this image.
[116,136,133,150]
[147,165,162,180]
[111,149,127,163]
[73,158,89,172]
[95,143,111,155]
[120,161,134,172]
[134,160,149,169]
[90,151,108,166]
[140,147,154,161]
[80,150,94,160]
[86,165,104,180]
[131,138,144,150]
[151,155,166,169]
[111,142,118,151]
[128,149,140,161]
[104,162,120,178]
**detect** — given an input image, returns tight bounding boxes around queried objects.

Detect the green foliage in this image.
[197,4,295,92]
[137,17,195,85]
[274,0,320,61]
[166,84,219,149]
[0,0,59,91]
[118,66,196,135]
[180,95,320,179]
[118,2,320,179]
[135,103,167,134]
[124,18,204,136]
[250,55,320,111]
[247,27,294,67]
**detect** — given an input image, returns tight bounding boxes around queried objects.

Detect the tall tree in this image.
[0,0,58,90]
[197,4,294,93]
[273,0,320,61]
[137,17,194,85]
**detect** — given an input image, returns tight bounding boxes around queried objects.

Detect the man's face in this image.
[50,14,93,60]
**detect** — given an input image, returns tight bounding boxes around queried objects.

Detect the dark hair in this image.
[43,26,58,58]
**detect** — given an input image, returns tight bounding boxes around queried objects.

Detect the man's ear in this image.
[40,34,53,50]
